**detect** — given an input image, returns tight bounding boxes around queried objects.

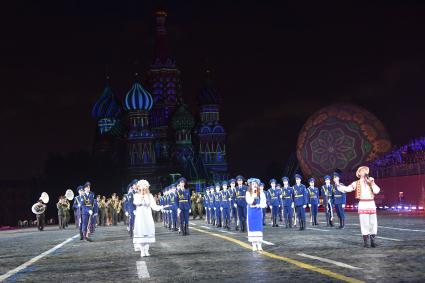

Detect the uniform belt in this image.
[295,195,303,197]
[84,204,92,206]
[179,200,188,202]
[222,200,228,202]
[271,197,277,200]
[237,196,245,198]
[334,196,342,197]
[284,197,291,199]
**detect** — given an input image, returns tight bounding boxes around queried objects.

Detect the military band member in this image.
[196,192,204,220]
[276,183,283,222]
[220,181,231,230]
[293,174,308,230]
[169,184,179,231]
[125,179,138,237]
[332,172,346,229]
[90,194,99,233]
[336,166,381,248]
[214,183,222,227]
[72,187,84,229]
[210,186,216,226]
[307,178,319,226]
[282,177,294,228]
[177,177,191,236]
[235,175,248,232]
[34,199,47,231]
[268,179,281,227]
[57,196,67,229]
[191,191,197,220]
[99,196,107,226]
[321,175,334,227]
[63,198,70,228]
[81,182,94,241]
[204,187,211,224]
[229,179,238,229]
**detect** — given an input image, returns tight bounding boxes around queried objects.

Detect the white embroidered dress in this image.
[133,193,162,247]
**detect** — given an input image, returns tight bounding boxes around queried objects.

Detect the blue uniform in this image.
[268,187,281,227]
[126,190,136,235]
[214,190,222,227]
[204,192,211,224]
[307,186,319,225]
[282,186,294,228]
[293,184,308,230]
[276,186,284,221]
[262,190,269,225]
[235,185,248,232]
[210,192,216,224]
[230,187,238,227]
[81,192,94,238]
[333,184,346,228]
[90,199,98,233]
[177,188,191,235]
[72,195,82,229]
[321,184,334,226]
[220,190,231,229]
[169,192,178,231]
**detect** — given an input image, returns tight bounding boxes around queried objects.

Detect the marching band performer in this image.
[268,179,281,227]
[246,178,267,251]
[293,174,308,230]
[235,175,248,232]
[133,180,166,257]
[33,199,47,231]
[307,178,319,226]
[72,187,84,229]
[214,183,222,228]
[321,176,334,227]
[332,172,346,229]
[281,177,294,228]
[335,166,381,248]
[259,182,267,226]
[229,179,238,229]
[125,179,138,237]
[177,177,191,236]
[220,181,231,230]
[81,182,94,241]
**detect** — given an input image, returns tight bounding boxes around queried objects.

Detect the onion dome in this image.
[91,82,122,119]
[124,79,154,111]
[198,70,221,105]
[171,104,195,131]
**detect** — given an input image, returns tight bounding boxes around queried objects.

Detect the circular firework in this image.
[296,103,391,177]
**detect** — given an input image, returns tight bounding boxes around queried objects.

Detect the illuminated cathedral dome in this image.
[171,104,195,131]
[91,82,122,119]
[296,103,391,177]
[124,78,154,111]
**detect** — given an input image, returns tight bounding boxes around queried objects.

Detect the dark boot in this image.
[341,218,345,229]
[289,219,292,228]
[363,235,369,247]
[186,224,190,235]
[326,216,330,227]
[330,219,334,227]
[299,219,303,231]
[235,223,239,231]
[370,235,376,248]
[80,231,84,240]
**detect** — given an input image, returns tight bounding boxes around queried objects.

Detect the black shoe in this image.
[363,235,369,247]
[80,232,83,240]
[370,235,376,248]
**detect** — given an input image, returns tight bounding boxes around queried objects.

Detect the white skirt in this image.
[133,205,156,244]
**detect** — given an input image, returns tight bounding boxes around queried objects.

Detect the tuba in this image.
[65,189,74,201]
[32,192,49,215]
[40,192,49,204]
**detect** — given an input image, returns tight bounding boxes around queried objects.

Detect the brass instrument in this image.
[65,189,74,201]
[32,192,49,214]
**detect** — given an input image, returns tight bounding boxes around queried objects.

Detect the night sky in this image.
[2,1,425,180]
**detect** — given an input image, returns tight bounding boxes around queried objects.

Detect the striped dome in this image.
[91,83,122,119]
[124,81,154,111]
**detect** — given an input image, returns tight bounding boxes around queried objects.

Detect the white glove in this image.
[256,204,261,208]
[214,208,216,210]
[233,204,237,208]
[125,211,129,217]
[308,204,311,208]
[189,209,191,213]
[229,198,232,202]
[94,213,98,216]
[89,210,93,215]
[342,204,346,208]
[208,208,211,211]
[291,203,294,208]
[133,210,136,215]
[220,207,223,211]
[178,208,181,214]
[78,204,81,208]
[278,205,281,208]
[303,205,306,208]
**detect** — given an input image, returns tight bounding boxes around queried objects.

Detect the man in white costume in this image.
[133,180,166,257]
[335,166,381,248]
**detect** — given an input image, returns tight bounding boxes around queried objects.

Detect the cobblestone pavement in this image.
[1,213,424,282]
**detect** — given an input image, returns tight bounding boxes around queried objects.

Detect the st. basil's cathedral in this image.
[90,10,228,193]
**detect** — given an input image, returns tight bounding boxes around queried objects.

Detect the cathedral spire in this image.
[153,9,172,66]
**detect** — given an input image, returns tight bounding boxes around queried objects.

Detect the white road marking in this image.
[354,234,403,242]
[190,222,198,226]
[377,226,425,233]
[261,240,275,246]
[0,234,79,282]
[200,225,212,230]
[307,228,330,232]
[136,261,150,279]
[297,253,362,270]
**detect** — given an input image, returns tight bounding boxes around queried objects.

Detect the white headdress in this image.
[137,179,150,189]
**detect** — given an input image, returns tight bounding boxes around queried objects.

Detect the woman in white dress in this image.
[245,178,267,251]
[133,179,165,257]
